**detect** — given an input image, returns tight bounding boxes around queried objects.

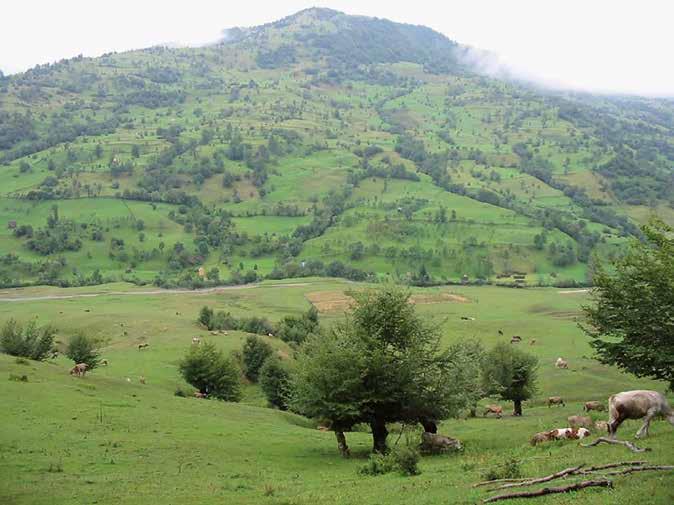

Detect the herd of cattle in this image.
[486,390,674,445]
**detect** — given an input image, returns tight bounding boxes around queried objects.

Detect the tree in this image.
[582,219,674,390]
[482,343,538,416]
[290,287,480,455]
[131,144,140,158]
[198,306,213,328]
[259,356,290,409]
[65,333,101,369]
[242,335,273,382]
[179,342,241,401]
[277,306,319,345]
[0,319,55,361]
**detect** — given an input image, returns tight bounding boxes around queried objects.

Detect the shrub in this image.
[8,373,28,382]
[392,446,421,476]
[276,307,319,345]
[358,453,396,476]
[174,386,190,397]
[481,457,522,481]
[0,319,55,361]
[65,333,101,369]
[179,342,241,401]
[358,446,421,477]
[242,335,273,382]
[259,356,290,409]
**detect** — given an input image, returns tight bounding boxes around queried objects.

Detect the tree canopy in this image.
[481,342,538,416]
[583,219,674,390]
[289,286,481,454]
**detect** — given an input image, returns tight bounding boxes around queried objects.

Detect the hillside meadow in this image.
[1,278,672,504]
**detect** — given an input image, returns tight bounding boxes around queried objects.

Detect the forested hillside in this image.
[1,7,672,288]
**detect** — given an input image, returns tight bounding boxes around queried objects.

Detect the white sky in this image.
[1,0,673,96]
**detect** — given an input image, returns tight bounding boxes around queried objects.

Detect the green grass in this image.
[1,279,672,504]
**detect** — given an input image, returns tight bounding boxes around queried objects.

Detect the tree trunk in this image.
[421,418,438,433]
[335,431,350,458]
[371,418,389,454]
[513,399,523,416]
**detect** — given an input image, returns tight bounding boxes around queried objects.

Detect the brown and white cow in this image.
[194,391,208,399]
[530,427,590,445]
[608,390,674,439]
[548,396,565,407]
[69,363,88,377]
[584,401,605,412]
[483,405,503,419]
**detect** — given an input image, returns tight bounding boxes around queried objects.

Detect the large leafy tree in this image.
[583,219,674,390]
[289,287,480,455]
[482,343,538,416]
[179,342,242,401]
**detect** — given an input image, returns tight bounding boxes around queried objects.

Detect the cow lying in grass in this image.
[584,401,605,412]
[548,396,565,407]
[530,427,590,445]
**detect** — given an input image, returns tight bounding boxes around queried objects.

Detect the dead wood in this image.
[483,479,612,503]
[581,437,651,453]
[492,465,584,490]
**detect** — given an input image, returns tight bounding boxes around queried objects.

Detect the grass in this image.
[1,279,672,504]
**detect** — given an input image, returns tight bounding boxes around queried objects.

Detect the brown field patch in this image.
[305,291,355,313]
[306,290,469,313]
[410,293,470,304]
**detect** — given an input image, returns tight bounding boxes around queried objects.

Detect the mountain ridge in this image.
[0,8,672,288]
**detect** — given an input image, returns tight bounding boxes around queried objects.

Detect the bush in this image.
[8,373,28,382]
[276,307,319,345]
[65,333,101,369]
[358,453,396,476]
[392,446,421,476]
[259,356,290,409]
[178,342,241,401]
[174,386,190,397]
[481,457,522,481]
[0,319,55,361]
[242,335,273,382]
[358,446,421,477]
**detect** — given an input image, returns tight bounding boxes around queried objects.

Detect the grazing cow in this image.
[50,350,59,359]
[548,396,565,407]
[510,335,522,344]
[608,390,674,439]
[584,401,605,412]
[483,405,503,418]
[69,363,88,377]
[194,391,207,399]
[138,343,149,350]
[568,415,593,429]
[531,427,590,445]
[268,332,274,338]
[101,359,108,366]
[555,357,568,369]
[192,337,201,345]
[139,376,146,385]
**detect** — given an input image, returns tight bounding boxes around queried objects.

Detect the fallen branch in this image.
[473,478,532,488]
[483,479,612,503]
[492,465,584,490]
[582,461,646,472]
[581,437,651,453]
[586,465,674,477]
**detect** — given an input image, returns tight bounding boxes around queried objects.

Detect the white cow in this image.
[608,390,674,438]
[555,357,568,369]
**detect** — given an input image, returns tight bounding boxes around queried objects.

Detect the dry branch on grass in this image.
[472,478,532,488]
[492,465,584,490]
[581,437,651,453]
[482,479,612,503]
[581,465,674,477]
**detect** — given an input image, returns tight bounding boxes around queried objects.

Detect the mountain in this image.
[0,8,672,288]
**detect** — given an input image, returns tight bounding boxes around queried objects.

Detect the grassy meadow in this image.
[1,278,673,504]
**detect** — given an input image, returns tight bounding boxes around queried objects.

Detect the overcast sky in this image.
[1,0,673,96]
